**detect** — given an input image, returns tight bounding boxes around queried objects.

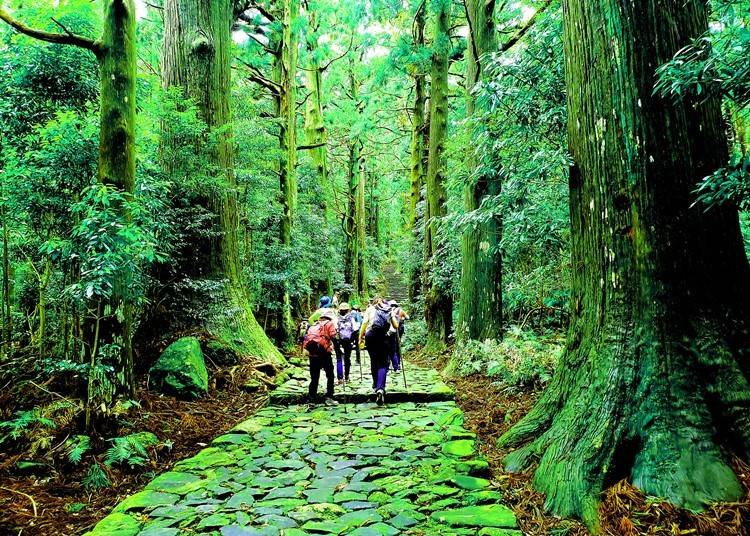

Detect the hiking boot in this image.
[325,397,339,407]
[375,389,385,406]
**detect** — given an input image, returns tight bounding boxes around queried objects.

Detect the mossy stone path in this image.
[87,361,518,535]
[271,354,454,405]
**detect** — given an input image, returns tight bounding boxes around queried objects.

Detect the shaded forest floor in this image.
[413,347,750,536]
[0,362,269,536]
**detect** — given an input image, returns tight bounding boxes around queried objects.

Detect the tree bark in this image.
[408,2,428,303]
[498,0,750,530]
[275,0,299,345]
[423,0,453,346]
[303,6,332,295]
[459,0,502,341]
[344,58,367,298]
[344,139,360,293]
[161,0,282,362]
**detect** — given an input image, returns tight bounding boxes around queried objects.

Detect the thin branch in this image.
[0,7,101,56]
[498,0,554,53]
[320,34,355,72]
[298,142,326,151]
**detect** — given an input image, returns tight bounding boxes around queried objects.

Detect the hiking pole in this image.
[359,340,364,382]
[396,330,407,390]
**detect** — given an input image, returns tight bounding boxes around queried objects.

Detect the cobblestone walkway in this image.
[87,360,519,536]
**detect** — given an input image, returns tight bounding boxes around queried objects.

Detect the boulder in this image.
[149,337,208,399]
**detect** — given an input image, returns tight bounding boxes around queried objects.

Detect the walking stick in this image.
[395,330,407,390]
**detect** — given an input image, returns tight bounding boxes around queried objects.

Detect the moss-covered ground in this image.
[87,361,519,535]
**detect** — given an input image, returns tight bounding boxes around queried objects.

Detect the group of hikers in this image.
[300,293,409,406]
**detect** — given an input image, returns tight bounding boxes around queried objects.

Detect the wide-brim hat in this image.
[339,302,351,311]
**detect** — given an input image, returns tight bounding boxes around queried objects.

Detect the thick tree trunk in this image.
[498,0,750,530]
[94,0,137,396]
[276,0,299,345]
[459,0,502,341]
[161,0,282,362]
[423,0,453,345]
[303,8,331,295]
[344,61,367,297]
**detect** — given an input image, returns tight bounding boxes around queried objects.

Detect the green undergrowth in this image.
[445,327,563,391]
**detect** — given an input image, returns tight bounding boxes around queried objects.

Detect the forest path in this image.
[86,360,520,536]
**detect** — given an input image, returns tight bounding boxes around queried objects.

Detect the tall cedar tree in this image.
[0,0,137,395]
[407,0,427,302]
[275,0,299,345]
[160,0,282,362]
[343,54,368,298]
[423,0,453,345]
[459,0,502,341]
[498,0,750,529]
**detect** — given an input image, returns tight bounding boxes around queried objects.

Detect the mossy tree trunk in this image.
[344,57,367,298]
[274,0,299,345]
[356,158,367,295]
[498,0,750,530]
[0,0,138,394]
[344,139,361,293]
[302,4,332,296]
[459,0,502,342]
[423,0,453,346]
[407,1,427,302]
[162,0,282,362]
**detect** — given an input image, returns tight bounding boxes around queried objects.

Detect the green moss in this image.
[148,337,208,399]
[86,512,141,536]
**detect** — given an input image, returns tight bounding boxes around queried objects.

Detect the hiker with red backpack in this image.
[359,297,400,405]
[302,311,339,407]
[336,302,360,384]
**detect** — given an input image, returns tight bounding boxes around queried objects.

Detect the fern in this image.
[0,409,56,445]
[82,464,111,490]
[65,435,91,464]
[104,432,158,467]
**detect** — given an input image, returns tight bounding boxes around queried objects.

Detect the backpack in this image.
[369,306,392,337]
[304,320,333,355]
[338,314,355,341]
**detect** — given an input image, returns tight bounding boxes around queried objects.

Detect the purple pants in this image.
[366,331,389,391]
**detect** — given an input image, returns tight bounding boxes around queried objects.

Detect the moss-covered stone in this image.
[149,337,208,399]
[86,512,141,536]
[441,439,475,458]
[431,505,517,528]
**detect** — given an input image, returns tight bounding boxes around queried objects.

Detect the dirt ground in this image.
[0,364,268,536]
[417,349,750,536]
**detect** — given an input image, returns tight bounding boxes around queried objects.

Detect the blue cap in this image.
[319,295,332,308]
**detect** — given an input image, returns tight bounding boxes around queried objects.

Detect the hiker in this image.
[387,300,409,371]
[332,291,341,309]
[336,302,360,383]
[302,311,339,406]
[359,297,399,405]
[309,295,342,364]
[351,303,363,364]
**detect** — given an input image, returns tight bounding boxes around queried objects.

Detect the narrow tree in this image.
[407,0,428,302]
[499,0,750,529]
[1,1,137,394]
[423,0,453,345]
[162,0,281,361]
[408,1,427,228]
[458,0,502,341]
[343,54,368,298]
